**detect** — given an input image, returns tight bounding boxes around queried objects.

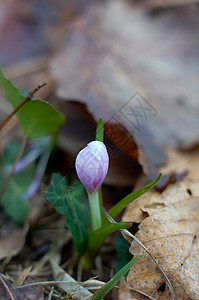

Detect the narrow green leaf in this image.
[95,118,104,142]
[85,222,131,262]
[93,222,131,246]
[103,174,162,225]
[0,66,65,138]
[46,174,89,256]
[92,256,139,300]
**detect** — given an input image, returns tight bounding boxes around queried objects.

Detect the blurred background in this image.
[0,0,199,187]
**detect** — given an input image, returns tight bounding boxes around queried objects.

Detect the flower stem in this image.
[88,191,101,231]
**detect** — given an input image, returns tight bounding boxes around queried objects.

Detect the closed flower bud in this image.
[75,141,109,193]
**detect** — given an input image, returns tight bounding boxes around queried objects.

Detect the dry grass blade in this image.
[14,266,32,287]
[14,280,87,289]
[104,211,174,300]
[129,287,157,300]
[49,257,93,299]
[48,286,54,300]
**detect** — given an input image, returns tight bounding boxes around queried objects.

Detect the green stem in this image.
[88,191,101,231]
[83,250,95,270]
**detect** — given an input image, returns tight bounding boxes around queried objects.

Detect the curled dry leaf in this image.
[122,149,199,299]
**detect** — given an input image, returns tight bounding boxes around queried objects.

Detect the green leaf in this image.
[84,222,131,265]
[0,142,34,224]
[92,222,131,247]
[1,177,30,225]
[0,66,65,138]
[115,235,132,274]
[95,118,104,142]
[46,174,89,256]
[92,256,139,300]
[103,174,162,225]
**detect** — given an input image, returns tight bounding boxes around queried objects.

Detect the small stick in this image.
[0,82,47,131]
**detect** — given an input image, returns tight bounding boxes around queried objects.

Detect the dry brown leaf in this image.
[0,274,44,300]
[127,181,199,299]
[159,148,199,182]
[51,0,199,152]
[121,148,199,299]
[118,277,133,300]
[124,148,199,223]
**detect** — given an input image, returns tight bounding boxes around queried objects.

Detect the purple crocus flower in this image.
[75,141,109,194]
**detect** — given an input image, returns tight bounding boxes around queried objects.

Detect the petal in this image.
[75,141,109,193]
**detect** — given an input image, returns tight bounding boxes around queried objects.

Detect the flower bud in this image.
[75,141,109,193]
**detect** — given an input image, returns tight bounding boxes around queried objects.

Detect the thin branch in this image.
[0,135,28,202]
[0,82,47,131]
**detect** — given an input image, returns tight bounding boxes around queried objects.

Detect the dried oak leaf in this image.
[125,179,199,299]
[123,148,198,223]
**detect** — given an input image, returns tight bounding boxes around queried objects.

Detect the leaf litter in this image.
[122,148,199,299]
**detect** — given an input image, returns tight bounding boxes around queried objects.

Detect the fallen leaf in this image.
[159,148,199,182]
[120,147,199,298]
[0,274,44,300]
[118,277,133,300]
[51,0,199,154]
[137,147,188,191]
[123,148,199,223]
